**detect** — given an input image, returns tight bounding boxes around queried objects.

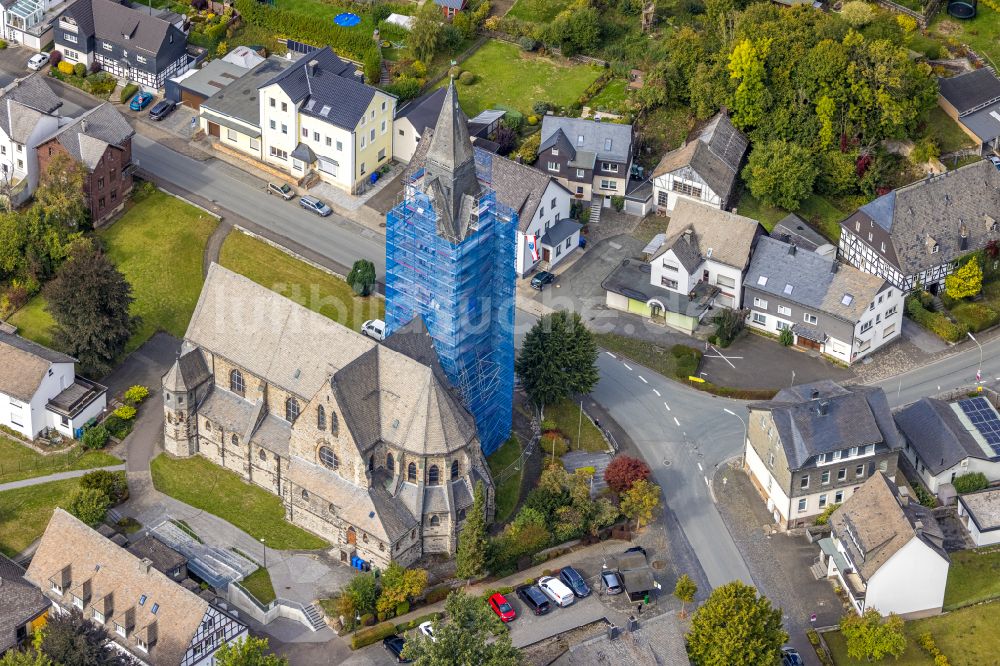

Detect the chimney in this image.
[914,519,923,536]
[817,400,829,416]
[141,557,153,574]
[81,119,87,133]
[788,243,796,256]
[810,389,820,400]
[308,59,319,76]
[682,228,693,243]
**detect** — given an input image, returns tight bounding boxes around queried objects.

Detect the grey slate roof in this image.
[540,218,581,247]
[0,75,61,141]
[65,0,185,54]
[894,397,998,474]
[652,111,748,202]
[750,381,903,470]
[938,69,1000,114]
[771,214,829,252]
[845,160,1000,276]
[490,151,569,231]
[127,534,187,575]
[201,57,292,127]
[177,59,250,99]
[397,86,446,135]
[41,103,133,170]
[0,553,48,653]
[652,198,760,270]
[745,236,888,324]
[163,348,211,393]
[539,116,632,163]
[956,101,1000,144]
[291,142,315,162]
[0,331,74,402]
[603,260,718,318]
[435,0,466,8]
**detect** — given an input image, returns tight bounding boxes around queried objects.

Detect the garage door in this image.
[181,89,205,110]
[207,122,220,138]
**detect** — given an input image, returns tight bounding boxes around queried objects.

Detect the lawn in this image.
[634,105,692,171]
[736,191,847,242]
[487,435,523,524]
[929,10,1000,71]
[587,79,629,113]
[0,478,81,557]
[545,400,607,453]
[923,106,975,155]
[0,436,121,485]
[507,0,572,23]
[594,333,699,380]
[443,40,604,117]
[150,454,328,550]
[9,189,217,355]
[943,547,1000,610]
[219,232,383,334]
[241,567,277,605]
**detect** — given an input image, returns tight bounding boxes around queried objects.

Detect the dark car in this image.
[299,195,332,217]
[515,584,551,615]
[781,647,804,666]
[601,570,624,595]
[148,100,176,121]
[558,566,591,598]
[530,270,555,290]
[382,636,411,663]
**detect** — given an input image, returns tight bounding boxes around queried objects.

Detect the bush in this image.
[527,115,538,125]
[120,83,139,104]
[813,503,840,526]
[351,621,397,650]
[73,62,86,77]
[906,296,967,343]
[347,259,377,296]
[81,425,110,450]
[532,101,551,116]
[513,132,540,164]
[712,308,745,347]
[113,404,137,421]
[69,487,111,526]
[395,601,410,616]
[57,61,75,75]
[610,195,624,212]
[0,40,7,49]
[953,472,988,494]
[124,385,149,405]
[424,585,453,604]
[604,455,651,493]
[518,36,537,51]
[80,470,128,504]
[101,414,132,440]
[385,76,421,102]
[669,344,702,379]
[912,482,938,508]
[779,328,794,346]
[49,50,61,67]
[540,433,569,457]
[951,302,999,333]
[459,70,476,85]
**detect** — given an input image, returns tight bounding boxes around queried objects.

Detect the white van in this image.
[538,576,575,607]
[361,319,386,341]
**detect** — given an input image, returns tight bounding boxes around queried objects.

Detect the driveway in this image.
[700,334,854,390]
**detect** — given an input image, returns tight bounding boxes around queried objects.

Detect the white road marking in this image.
[704,476,709,486]
[605,352,617,358]
[638,375,648,384]
[697,462,703,472]
[653,389,661,397]
[673,417,680,427]
[664,402,671,411]
[623,363,633,371]
[708,345,737,369]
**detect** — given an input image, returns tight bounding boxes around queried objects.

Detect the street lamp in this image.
[968,332,984,384]
[723,408,748,466]
[260,538,266,570]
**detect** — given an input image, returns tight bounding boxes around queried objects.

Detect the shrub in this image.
[101,414,132,440]
[911,482,938,508]
[424,585,453,604]
[80,470,128,504]
[813,503,840,526]
[395,601,409,616]
[120,83,139,104]
[81,425,110,450]
[347,259,377,296]
[540,433,569,457]
[385,76,420,102]
[953,472,988,494]
[779,328,794,346]
[69,487,111,526]
[57,61,75,75]
[459,70,476,85]
[896,13,918,32]
[73,62,86,77]
[448,66,462,78]
[951,302,999,333]
[364,50,381,85]
[840,0,876,27]
[712,308,745,347]
[49,50,61,67]
[513,132,540,164]
[350,621,397,650]
[359,613,374,627]
[670,345,702,378]
[540,419,556,432]
[518,36,537,51]
[527,115,538,125]
[532,101,551,116]
[604,455,651,493]
[0,40,7,49]
[906,296,967,342]
[124,385,149,405]
[610,195,624,211]
[113,404,137,421]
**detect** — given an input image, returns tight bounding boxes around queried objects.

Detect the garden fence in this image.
[0,448,94,484]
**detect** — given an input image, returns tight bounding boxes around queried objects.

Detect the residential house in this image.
[894,391,1000,495]
[54,0,191,90]
[956,487,1000,547]
[24,509,248,666]
[393,87,446,163]
[163,264,495,569]
[434,0,466,17]
[257,47,395,193]
[819,472,949,618]
[744,380,904,528]
[0,74,63,207]
[771,213,836,257]
[537,116,633,208]
[166,57,255,111]
[36,103,135,225]
[3,0,69,50]
[838,160,1000,293]
[0,554,48,655]
[0,327,107,440]
[651,110,748,213]
[126,535,188,581]
[938,69,1000,155]
[743,236,904,364]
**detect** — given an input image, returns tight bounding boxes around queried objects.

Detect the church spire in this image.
[426,78,475,173]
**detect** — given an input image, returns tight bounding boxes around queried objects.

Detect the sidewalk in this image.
[0,464,127,493]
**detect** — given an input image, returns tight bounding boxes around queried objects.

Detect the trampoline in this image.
[334,12,361,26]
[947,0,977,18]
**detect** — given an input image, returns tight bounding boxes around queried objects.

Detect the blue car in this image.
[129,92,153,111]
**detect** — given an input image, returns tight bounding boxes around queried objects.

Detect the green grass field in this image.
[219,232,384,334]
[587,79,629,112]
[929,9,1000,71]
[507,0,572,23]
[444,40,604,117]
[545,400,607,453]
[487,435,523,524]
[0,478,81,557]
[736,191,846,242]
[944,547,1000,610]
[924,106,976,155]
[150,454,328,550]
[241,567,277,604]
[0,437,121,485]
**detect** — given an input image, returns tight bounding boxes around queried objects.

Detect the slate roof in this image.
[24,509,221,666]
[176,59,250,99]
[938,69,1000,115]
[749,380,903,470]
[398,86,447,135]
[539,116,632,163]
[652,111,748,202]
[745,236,888,324]
[490,151,569,231]
[0,553,48,653]
[435,0,466,8]
[830,472,947,581]
[893,397,999,475]
[163,348,211,393]
[844,160,1000,276]
[127,534,188,575]
[958,487,1000,533]
[540,218,581,247]
[40,103,133,170]
[200,56,292,127]
[64,0,185,55]
[0,331,74,402]
[771,214,829,252]
[0,74,61,117]
[957,101,1000,144]
[651,198,760,270]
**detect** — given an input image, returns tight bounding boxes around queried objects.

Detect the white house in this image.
[393,87,445,163]
[895,392,1000,495]
[0,327,106,440]
[652,110,747,213]
[0,75,64,207]
[957,488,1000,547]
[820,472,949,618]
[3,0,67,50]
[743,236,904,364]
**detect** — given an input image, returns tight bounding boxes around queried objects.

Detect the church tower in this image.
[161,349,211,457]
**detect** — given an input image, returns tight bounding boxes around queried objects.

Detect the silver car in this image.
[299,195,332,217]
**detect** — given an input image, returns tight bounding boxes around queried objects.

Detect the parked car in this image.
[530,270,555,290]
[781,647,803,666]
[515,584,551,615]
[266,182,294,200]
[129,91,154,111]
[361,319,386,341]
[538,576,576,607]
[488,592,516,622]
[148,100,176,121]
[558,566,591,598]
[299,195,332,217]
[601,570,624,595]
[990,155,1000,171]
[27,52,50,70]
[418,621,435,642]
[382,636,411,663]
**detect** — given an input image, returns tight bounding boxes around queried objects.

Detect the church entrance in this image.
[347,527,356,545]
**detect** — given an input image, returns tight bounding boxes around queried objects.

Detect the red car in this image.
[488,592,516,622]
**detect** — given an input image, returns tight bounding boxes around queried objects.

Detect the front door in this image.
[347,527,356,545]
[207,122,220,138]
[543,247,551,262]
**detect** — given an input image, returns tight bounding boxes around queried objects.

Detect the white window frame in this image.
[777,305,791,316]
[803,313,818,325]
[753,297,768,309]
[752,312,766,325]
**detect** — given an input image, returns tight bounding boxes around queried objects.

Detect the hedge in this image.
[670,345,702,379]
[950,302,999,333]
[906,296,967,342]
[350,621,397,650]
[423,585,453,604]
[953,471,988,494]
[120,83,139,104]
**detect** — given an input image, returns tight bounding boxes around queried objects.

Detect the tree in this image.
[214,637,288,666]
[338,572,378,626]
[840,609,906,662]
[69,487,111,526]
[80,470,128,504]
[514,310,598,412]
[410,1,442,65]
[727,38,772,128]
[604,455,651,494]
[686,581,787,666]
[46,239,136,376]
[363,50,382,86]
[945,258,983,300]
[742,140,819,211]
[35,153,88,229]
[456,481,489,580]
[711,307,745,347]
[674,574,698,618]
[347,258,377,296]
[1,635,54,666]
[39,608,136,666]
[620,478,660,530]
[376,562,428,617]
[403,590,521,665]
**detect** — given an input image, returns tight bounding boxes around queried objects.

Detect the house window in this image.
[661,276,678,289]
[552,148,559,156]
[136,638,148,653]
[663,262,679,272]
[800,475,809,489]
[269,147,287,160]
[250,138,260,150]
[671,181,702,198]
[860,320,873,333]
[382,100,387,111]
[313,131,319,142]
[600,179,618,190]
[803,313,818,325]
[370,129,375,142]
[777,321,790,331]
[230,370,245,395]
[103,42,112,51]
[451,460,459,480]
[301,489,309,500]
[317,405,326,430]
[883,324,896,338]
[137,55,146,64]
[798,498,807,512]
[64,33,77,43]
[387,452,394,472]
[115,624,126,638]
[886,305,898,317]
[302,128,308,138]
[547,161,559,172]
[378,148,386,161]
[430,515,440,527]
[361,136,366,149]
[360,162,366,175]
[326,137,332,147]
[818,494,828,509]
[752,312,766,325]
[231,434,239,446]
[381,120,387,133]
[111,190,117,201]
[330,411,339,436]
[753,297,768,309]
[407,462,417,482]
[576,169,585,178]
[716,274,736,288]
[227,129,237,141]
[428,466,439,485]
[16,160,22,170]
[98,197,106,209]
[281,102,287,111]
[269,120,276,130]
[602,162,619,173]
[777,305,791,316]
[835,490,844,503]
[821,470,830,484]
[336,141,343,151]
[259,450,266,461]
[285,397,300,422]
[319,446,338,469]
[281,124,288,135]
[767,451,775,467]
[856,464,865,478]
[577,134,584,145]
[93,610,105,624]
[270,98,275,107]
[837,467,847,481]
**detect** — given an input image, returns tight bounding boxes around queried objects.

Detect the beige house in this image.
[162,264,494,569]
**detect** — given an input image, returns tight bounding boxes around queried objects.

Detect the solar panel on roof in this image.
[959,397,1000,456]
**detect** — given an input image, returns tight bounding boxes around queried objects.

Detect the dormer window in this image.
[577,135,584,146]
[551,148,558,156]
[783,284,793,295]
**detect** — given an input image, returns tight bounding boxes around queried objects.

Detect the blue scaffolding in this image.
[385,150,516,456]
